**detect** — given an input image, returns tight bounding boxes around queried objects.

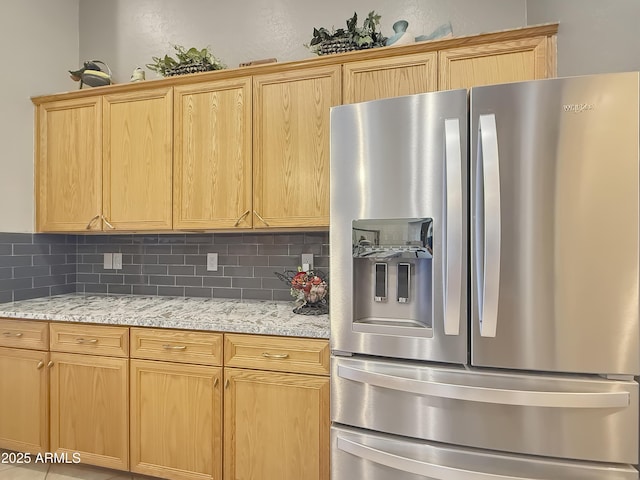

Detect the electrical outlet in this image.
[207,253,219,271]
[113,253,123,270]
[103,253,113,270]
[301,254,314,271]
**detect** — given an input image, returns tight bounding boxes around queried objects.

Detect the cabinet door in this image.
[36,97,102,232]
[174,78,253,230]
[49,352,129,470]
[224,368,330,480]
[343,52,438,104]
[439,36,553,91]
[0,348,49,453]
[130,359,222,480]
[253,66,340,228]
[103,87,173,230]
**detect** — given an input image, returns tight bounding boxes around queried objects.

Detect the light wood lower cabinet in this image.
[129,327,223,480]
[0,319,50,454]
[0,346,49,454]
[49,352,129,470]
[49,323,129,470]
[223,334,330,480]
[224,368,330,480]
[130,359,222,480]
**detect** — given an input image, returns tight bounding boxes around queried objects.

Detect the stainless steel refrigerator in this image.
[329,72,640,479]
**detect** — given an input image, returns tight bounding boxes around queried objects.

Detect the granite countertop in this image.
[0,294,330,339]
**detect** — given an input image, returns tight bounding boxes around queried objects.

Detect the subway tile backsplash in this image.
[76,232,329,300]
[0,233,77,303]
[0,231,329,303]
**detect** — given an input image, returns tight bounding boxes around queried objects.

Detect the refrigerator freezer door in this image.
[330,90,468,364]
[332,425,639,480]
[470,72,640,375]
[331,356,639,464]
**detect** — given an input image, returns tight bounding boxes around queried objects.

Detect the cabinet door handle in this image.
[214,377,219,387]
[3,331,23,337]
[234,210,251,227]
[101,215,115,229]
[225,379,230,389]
[86,214,100,230]
[47,361,54,368]
[76,338,98,344]
[36,361,44,369]
[253,211,270,227]
[262,352,290,359]
[162,344,187,351]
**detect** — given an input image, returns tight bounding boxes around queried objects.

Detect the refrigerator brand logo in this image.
[563,103,595,114]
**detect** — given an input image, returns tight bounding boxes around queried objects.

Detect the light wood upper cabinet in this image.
[439,36,554,91]
[36,97,102,232]
[33,24,557,233]
[253,65,340,228]
[342,52,438,104]
[173,78,252,229]
[103,87,173,230]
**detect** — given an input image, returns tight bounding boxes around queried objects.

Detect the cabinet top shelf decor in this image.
[31,24,558,104]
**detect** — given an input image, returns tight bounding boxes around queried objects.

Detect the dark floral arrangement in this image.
[274,269,328,315]
[306,11,387,55]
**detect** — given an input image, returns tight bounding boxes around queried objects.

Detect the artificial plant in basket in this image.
[307,11,387,55]
[146,45,226,77]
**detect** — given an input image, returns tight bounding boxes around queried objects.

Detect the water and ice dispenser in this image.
[352,218,434,335]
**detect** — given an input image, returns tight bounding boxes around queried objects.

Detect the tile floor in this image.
[0,454,162,480]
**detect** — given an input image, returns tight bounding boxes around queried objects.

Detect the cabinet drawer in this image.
[50,323,129,357]
[0,318,49,350]
[224,334,330,375]
[130,328,223,366]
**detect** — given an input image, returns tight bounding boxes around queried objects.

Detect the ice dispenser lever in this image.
[374,263,387,302]
[397,263,410,303]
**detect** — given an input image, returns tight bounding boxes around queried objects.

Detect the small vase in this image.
[385,20,413,47]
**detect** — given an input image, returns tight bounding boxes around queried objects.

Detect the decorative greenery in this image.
[307,11,387,55]
[146,45,226,77]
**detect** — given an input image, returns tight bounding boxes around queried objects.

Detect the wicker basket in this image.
[317,39,378,56]
[164,63,217,77]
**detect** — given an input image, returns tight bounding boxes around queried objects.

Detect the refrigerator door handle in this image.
[476,114,501,337]
[443,118,463,335]
[337,364,630,408]
[337,436,525,480]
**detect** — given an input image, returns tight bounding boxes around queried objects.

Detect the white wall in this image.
[527,0,640,76]
[78,0,527,83]
[0,1,79,233]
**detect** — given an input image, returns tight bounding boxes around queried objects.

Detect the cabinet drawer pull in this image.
[234,210,251,227]
[253,211,270,227]
[162,344,187,351]
[262,352,290,359]
[86,214,100,230]
[36,361,44,369]
[3,331,23,337]
[76,338,99,344]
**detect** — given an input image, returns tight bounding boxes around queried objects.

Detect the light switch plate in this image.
[301,254,314,271]
[207,253,218,271]
[103,253,113,270]
[113,253,123,270]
